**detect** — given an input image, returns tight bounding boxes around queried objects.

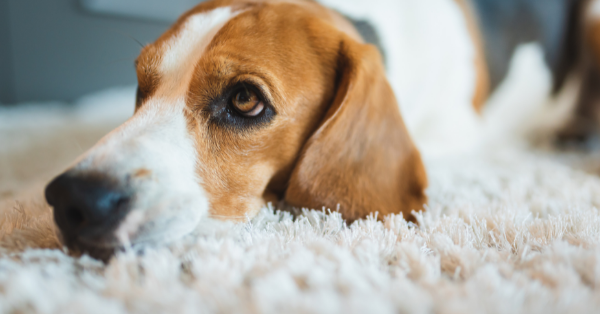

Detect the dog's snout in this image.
[45,173,132,243]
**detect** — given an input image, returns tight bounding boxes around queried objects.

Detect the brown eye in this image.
[232,88,264,116]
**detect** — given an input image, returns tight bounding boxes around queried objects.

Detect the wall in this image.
[1,0,173,104]
[0,0,15,103]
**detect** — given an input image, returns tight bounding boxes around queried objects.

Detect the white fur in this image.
[319,0,482,157]
[159,7,236,97]
[67,8,238,246]
[72,97,208,245]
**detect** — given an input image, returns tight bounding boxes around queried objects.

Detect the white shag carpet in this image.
[2,81,600,314]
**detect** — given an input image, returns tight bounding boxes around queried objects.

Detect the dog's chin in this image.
[55,223,199,263]
[68,242,120,263]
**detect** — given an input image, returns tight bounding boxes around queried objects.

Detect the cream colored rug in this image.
[1,85,600,314]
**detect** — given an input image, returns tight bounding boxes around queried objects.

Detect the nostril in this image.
[65,207,86,229]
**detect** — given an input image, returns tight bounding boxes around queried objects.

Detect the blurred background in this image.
[0,0,206,104]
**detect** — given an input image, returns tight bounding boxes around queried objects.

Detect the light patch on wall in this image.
[80,0,206,22]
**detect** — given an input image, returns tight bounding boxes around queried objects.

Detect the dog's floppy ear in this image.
[284,37,428,222]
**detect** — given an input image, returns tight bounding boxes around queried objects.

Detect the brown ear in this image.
[284,38,428,222]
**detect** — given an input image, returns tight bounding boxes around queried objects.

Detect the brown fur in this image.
[135,0,428,221]
[284,37,428,222]
[454,0,490,113]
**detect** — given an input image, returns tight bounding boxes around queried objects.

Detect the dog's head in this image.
[45,0,427,260]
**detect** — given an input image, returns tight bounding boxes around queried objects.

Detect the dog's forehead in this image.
[136,4,278,99]
[136,1,357,75]
[160,8,235,78]
[143,6,240,99]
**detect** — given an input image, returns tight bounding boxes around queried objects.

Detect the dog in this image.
[44,0,600,260]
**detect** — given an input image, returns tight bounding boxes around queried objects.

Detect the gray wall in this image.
[0,0,15,103]
[0,0,172,104]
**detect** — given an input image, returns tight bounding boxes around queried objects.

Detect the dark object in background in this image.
[472,0,600,141]
[347,17,387,67]
[472,0,578,92]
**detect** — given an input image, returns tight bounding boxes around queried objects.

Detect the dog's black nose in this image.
[45,173,132,243]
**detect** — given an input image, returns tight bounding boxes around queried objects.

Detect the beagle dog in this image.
[44,0,600,260]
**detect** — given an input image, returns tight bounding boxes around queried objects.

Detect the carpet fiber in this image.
[1,86,600,314]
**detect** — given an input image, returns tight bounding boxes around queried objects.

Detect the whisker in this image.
[107,28,146,48]
[130,36,145,48]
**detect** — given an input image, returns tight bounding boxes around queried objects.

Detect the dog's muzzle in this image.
[44,100,209,262]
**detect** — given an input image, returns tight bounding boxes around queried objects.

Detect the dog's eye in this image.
[207,82,275,130]
[231,88,264,117]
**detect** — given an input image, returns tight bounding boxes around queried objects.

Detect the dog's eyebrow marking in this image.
[158,7,238,98]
